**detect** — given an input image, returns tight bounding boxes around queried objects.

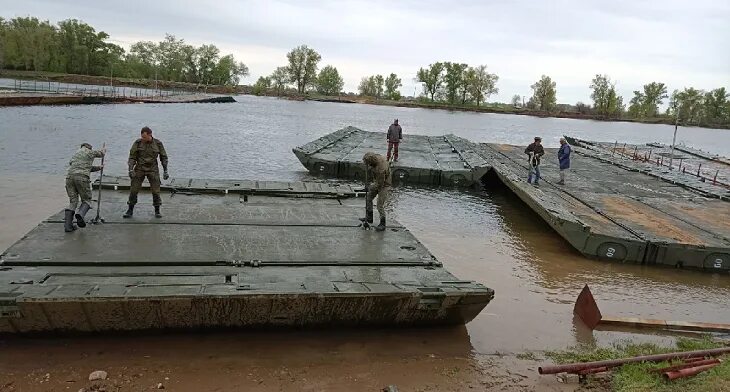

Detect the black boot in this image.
[64,209,76,232]
[123,204,134,218]
[154,206,162,218]
[359,210,374,224]
[375,217,386,232]
[75,202,91,228]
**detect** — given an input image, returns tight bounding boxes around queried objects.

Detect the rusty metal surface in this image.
[573,285,602,330]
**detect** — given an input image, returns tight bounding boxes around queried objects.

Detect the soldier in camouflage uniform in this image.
[359,152,392,231]
[123,127,169,218]
[64,143,105,232]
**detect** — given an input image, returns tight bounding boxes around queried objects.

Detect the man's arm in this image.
[127,142,137,176]
[525,144,533,155]
[398,126,402,140]
[158,141,169,172]
[91,166,103,172]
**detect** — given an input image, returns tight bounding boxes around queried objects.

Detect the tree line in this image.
[0,16,249,85]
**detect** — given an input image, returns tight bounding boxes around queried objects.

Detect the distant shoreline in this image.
[2,70,728,130]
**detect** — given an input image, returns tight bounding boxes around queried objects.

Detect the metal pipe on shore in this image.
[663,362,720,381]
[650,358,720,374]
[538,347,730,375]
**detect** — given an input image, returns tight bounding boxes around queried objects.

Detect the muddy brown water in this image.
[1,97,728,390]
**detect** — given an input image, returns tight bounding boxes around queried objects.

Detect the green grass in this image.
[545,336,730,392]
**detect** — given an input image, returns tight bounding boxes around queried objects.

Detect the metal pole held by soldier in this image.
[91,143,106,224]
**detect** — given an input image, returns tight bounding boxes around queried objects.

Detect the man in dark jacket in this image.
[123,126,169,218]
[64,143,105,232]
[557,137,571,185]
[524,136,544,186]
[386,119,402,162]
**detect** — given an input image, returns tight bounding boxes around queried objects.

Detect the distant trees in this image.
[590,74,623,117]
[416,62,445,102]
[358,74,385,98]
[415,62,497,106]
[511,95,522,107]
[316,65,343,95]
[528,75,557,111]
[286,45,321,94]
[703,87,729,125]
[383,73,402,100]
[252,76,271,96]
[627,82,668,118]
[270,66,289,96]
[0,17,248,85]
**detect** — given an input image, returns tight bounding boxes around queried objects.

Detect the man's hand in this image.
[128,170,135,179]
[163,171,170,180]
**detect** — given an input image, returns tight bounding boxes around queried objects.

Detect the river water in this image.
[0,96,729,373]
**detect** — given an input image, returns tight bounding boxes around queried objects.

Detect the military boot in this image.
[75,202,91,228]
[375,217,386,232]
[154,206,162,218]
[64,209,76,232]
[359,210,373,224]
[123,204,134,218]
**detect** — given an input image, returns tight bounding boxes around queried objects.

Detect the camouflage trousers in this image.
[65,174,92,210]
[366,185,391,218]
[127,170,162,206]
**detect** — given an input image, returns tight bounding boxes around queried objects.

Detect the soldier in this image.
[123,126,169,218]
[64,143,105,232]
[524,136,545,186]
[386,119,402,162]
[359,152,392,231]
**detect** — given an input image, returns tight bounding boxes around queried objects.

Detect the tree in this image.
[529,75,557,111]
[384,73,402,100]
[575,102,591,114]
[641,82,668,117]
[702,87,728,124]
[511,94,522,107]
[465,65,499,107]
[315,65,343,95]
[358,75,384,98]
[286,45,321,94]
[669,87,705,125]
[416,62,444,101]
[252,76,271,95]
[270,66,289,96]
[443,62,468,105]
[590,74,623,117]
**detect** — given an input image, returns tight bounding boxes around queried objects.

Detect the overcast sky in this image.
[4,0,729,104]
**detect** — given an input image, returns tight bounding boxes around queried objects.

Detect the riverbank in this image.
[3,69,727,129]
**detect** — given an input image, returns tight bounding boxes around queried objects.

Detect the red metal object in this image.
[651,358,720,374]
[538,347,730,375]
[576,366,608,375]
[663,362,720,381]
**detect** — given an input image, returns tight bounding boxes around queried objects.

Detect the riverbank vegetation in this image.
[545,336,729,392]
[2,15,728,128]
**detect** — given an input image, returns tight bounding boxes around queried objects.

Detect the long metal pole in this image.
[670,108,679,169]
[92,143,106,224]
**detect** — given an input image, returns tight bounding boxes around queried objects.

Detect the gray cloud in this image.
[4,0,729,103]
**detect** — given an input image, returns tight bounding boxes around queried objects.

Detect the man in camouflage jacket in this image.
[64,143,105,232]
[123,126,169,218]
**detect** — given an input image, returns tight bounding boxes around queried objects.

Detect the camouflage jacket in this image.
[363,152,392,189]
[128,138,168,172]
[66,146,104,178]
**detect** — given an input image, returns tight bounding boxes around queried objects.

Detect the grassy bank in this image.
[545,336,729,392]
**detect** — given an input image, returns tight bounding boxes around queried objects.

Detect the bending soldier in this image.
[64,143,105,232]
[123,127,169,218]
[360,152,392,231]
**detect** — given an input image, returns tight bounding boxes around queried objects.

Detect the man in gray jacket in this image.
[64,143,105,232]
[386,119,402,162]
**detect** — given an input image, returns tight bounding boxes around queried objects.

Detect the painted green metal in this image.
[0,176,494,333]
[292,127,490,187]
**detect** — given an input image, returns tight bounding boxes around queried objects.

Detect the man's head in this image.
[560,137,567,145]
[80,143,92,150]
[362,152,378,167]
[534,136,542,145]
[140,126,153,142]
[394,119,399,125]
